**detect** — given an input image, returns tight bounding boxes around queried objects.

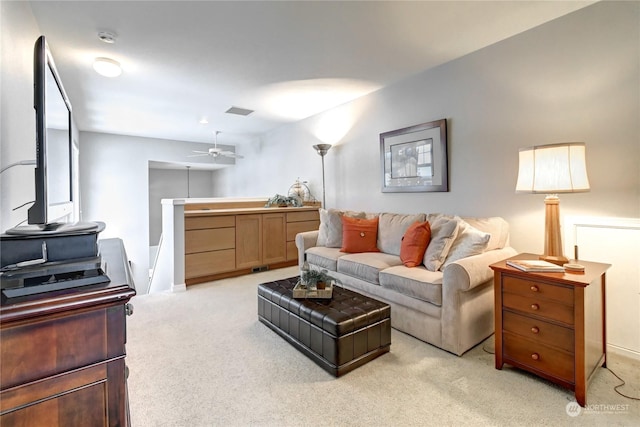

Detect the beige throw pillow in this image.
[423,217,460,272]
[377,213,426,256]
[317,209,369,248]
[441,218,490,269]
[462,216,509,251]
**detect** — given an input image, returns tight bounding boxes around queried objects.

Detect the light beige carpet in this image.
[126,266,639,426]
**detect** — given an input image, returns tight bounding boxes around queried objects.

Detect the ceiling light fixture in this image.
[93,57,122,77]
[98,31,117,44]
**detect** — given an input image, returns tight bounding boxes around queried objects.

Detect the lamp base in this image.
[539,254,569,266]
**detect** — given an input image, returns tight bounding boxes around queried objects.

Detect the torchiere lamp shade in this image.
[313,144,332,207]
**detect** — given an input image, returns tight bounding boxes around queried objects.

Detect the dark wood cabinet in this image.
[491,253,610,407]
[0,238,136,426]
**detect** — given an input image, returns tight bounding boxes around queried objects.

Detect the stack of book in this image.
[506,259,565,272]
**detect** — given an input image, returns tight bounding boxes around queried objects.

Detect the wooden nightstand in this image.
[490,253,610,407]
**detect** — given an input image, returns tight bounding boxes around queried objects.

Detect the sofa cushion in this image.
[337,253,403,285]
[341,216,380,253]
[463,216,509,251]
[377,213,426,256]
[379,265,443,306]
[317,209,372,248]
[442,218,491,268]
[423,216,460,271]
[400,221,431,267]
[305,246,344,272]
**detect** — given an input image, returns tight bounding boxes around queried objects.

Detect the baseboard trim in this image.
[608,343,640,362]
[171,282,186,292]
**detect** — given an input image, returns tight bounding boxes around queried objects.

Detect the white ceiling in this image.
[29,1,594,146]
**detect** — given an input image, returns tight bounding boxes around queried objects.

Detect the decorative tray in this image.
[292,280,333,299]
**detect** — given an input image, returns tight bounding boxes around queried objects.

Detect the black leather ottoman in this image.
[257,277,391,377]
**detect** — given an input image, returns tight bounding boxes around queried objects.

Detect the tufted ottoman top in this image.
[258,276,390,337]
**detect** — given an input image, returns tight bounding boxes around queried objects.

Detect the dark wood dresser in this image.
[0,238,136,426]
[490,253,610,407]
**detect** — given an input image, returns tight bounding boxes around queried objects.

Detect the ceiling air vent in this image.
[225,106,254,116]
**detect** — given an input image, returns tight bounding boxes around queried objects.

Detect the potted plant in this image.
[265,194,302,208]
[301,269,334,290]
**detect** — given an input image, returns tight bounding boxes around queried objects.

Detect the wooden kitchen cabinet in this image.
[185,215,236,279]
[183,203,319,285]
[285,210,320,261]
[235,214,263,269]
[262,213,287,265]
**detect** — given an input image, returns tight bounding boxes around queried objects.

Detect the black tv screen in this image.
[28,35,74,227]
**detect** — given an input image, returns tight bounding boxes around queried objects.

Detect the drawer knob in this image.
[531,353,540,361]
[531,326,540,334]
[530,285,539,292]
[531,303,539,311]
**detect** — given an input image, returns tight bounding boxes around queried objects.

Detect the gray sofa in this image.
[296,210,517,356]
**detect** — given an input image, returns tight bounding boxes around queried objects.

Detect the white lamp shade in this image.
[516,142,590,193]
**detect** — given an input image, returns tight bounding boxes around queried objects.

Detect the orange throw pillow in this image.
[400,221,432,267]
[340,216,380,253]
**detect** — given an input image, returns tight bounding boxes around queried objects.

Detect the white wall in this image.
[215,1,640,256]
[148,167,214,246]
[0,2,41,231]
[79,132,241,290]
[0,2,81,232]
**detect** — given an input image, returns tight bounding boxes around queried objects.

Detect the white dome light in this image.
[93,57,122,77]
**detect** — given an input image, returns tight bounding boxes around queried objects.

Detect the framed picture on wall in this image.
[380,119,448,192]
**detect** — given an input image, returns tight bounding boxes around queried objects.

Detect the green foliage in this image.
[265,194,302,207]
[301,269,334,288]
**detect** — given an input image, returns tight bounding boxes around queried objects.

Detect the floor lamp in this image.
[515,142,590,265]
[313,144,332,208]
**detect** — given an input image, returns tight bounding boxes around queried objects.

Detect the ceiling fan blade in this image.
[219,151,244,159]
[187,153,208,157]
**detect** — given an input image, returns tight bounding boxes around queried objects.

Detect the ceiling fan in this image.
[190,131,244,160]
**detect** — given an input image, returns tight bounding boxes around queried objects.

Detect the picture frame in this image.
[380,119,448,193]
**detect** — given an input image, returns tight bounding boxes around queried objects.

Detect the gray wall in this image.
[215,1,640,255]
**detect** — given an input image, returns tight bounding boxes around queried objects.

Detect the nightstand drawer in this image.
[503,311,574,353]
[504,333,574,383]
[503,276,573,304]
[503,293,574,325]
[492,255,611,407]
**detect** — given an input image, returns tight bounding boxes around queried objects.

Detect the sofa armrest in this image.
[295,230,319,269]
[443,246,518,292]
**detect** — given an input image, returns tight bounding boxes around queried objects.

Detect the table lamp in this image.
[313,144,332,208]
[515,142,590,265]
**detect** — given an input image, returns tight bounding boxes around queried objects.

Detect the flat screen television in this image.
[28,35,73,227]
[6,36,97,235]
